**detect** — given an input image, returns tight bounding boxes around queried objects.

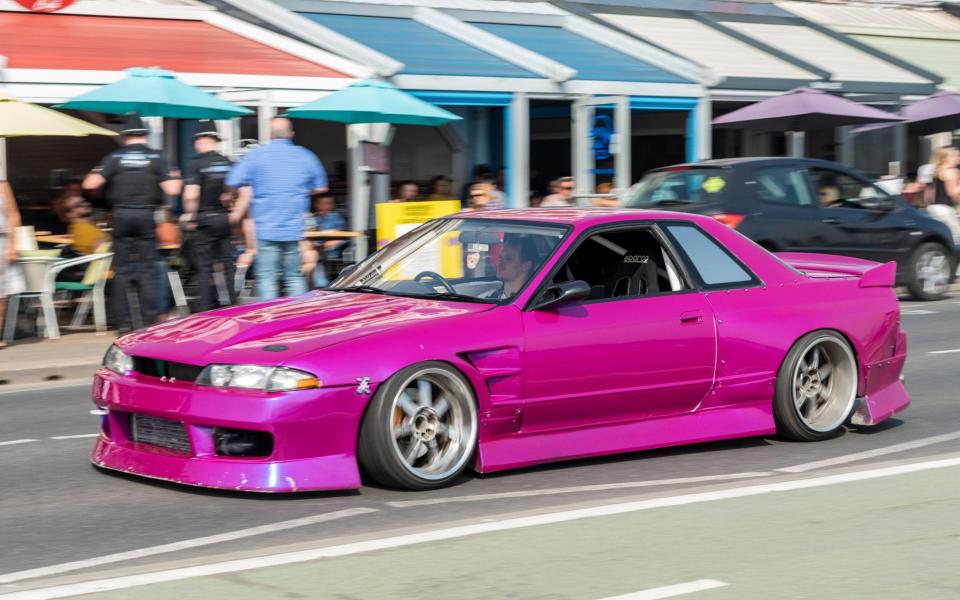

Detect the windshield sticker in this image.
[702,176,726,194]
[467,243,489,252]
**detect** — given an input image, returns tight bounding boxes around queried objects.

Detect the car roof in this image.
[647,157,849,171]
[449,207,704,227]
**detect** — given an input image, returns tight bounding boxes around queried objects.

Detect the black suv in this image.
[627,157,957,300]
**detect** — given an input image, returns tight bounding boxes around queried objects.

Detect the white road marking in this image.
[597,580,728,600]
[901,309,937,315]
[386,472,771,508]
[48,434,98,441]
[928,348,960,355]
[0,439,37,447]
[6,456,960,600]
[776,431,960,473]
[0,380,91,396]
[0,507,376,585]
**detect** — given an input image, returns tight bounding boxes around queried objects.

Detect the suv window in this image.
[664,224,755,288]
[548,227,687,301]
[808,167,892,210]
[627,169,730,207]
[752,166,814,207]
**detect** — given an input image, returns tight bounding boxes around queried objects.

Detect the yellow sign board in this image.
[376,200,463,279]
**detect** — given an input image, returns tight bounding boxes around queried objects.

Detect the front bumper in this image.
[90,368,367,492]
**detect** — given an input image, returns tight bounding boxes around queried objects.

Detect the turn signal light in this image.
[712,213,745,228]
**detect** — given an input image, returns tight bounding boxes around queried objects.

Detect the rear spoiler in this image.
[775,253,896,288]
[858,261,897,288]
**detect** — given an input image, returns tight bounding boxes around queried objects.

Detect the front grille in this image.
[132,357,203,382]
[131,414,191,453]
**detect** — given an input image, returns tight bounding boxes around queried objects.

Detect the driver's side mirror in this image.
[532,280,590,310]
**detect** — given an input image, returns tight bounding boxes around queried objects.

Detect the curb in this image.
[0,364,100,388]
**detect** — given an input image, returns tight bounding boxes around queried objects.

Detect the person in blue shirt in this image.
[226,117,328,300]
[306,192,347,288]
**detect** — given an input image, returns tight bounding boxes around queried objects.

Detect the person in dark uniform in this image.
[83,114,181,332]
[183,120,236,312]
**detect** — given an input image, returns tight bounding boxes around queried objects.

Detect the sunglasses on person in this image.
[560,185,574,190]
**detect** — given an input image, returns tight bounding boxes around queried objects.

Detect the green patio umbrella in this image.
[286,79,461,126]
[58,67,252,119]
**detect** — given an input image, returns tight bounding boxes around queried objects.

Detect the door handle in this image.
[680,311,703,325]
[822,217,840,225]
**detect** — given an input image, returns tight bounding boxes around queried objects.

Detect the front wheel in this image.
[358,362,478,490]
[774,331,858,442]
[906,242,952,301]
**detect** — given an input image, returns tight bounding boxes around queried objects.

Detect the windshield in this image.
[332,218,568,303]
[626,169,730,208]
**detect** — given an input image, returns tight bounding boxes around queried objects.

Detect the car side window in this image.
[751,166,814,207]
[550,227,688,301]
[664,224,756,288]
[809,167,892,210]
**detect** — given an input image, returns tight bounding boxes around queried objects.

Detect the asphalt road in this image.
[1,294,959,597]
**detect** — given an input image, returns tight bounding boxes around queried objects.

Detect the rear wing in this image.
[775,253,896,287]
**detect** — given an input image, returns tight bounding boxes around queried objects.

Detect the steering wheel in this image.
[414,271,456,294]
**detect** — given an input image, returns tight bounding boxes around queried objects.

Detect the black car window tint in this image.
[809,168,891,210]
[665,224,755,287]
[753,166,813,207]
[550,228,687,301]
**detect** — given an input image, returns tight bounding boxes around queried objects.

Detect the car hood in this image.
[116,291,493,366]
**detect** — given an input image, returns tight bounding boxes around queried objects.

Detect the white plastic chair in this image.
[43,251,114,338]
[3,255,59,342]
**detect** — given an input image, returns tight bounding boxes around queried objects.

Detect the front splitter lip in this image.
[91,438,362,493]
[91,459,288,495]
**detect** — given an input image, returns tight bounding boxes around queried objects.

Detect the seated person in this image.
[306,193,347,288]
[66,197,108,256]
[480,236,536,300]
[818,185,842,207]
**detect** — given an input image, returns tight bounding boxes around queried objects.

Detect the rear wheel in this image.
[358,362,478,490]
[774,331,858,442]
[906,242,952,301]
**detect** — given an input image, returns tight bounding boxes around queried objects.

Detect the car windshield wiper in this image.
[327,285,389,295]
[411,292,495,304]
[653,199,697,206]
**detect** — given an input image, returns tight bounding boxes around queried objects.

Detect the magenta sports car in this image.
[91,209,910,492]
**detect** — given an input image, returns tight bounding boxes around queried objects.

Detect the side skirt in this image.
[475,403,776,474]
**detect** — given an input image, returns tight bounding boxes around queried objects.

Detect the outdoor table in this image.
[304,230,363,240]
[36,234,73,245]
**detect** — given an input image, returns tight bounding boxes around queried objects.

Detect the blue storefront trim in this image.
[408,91,514,107]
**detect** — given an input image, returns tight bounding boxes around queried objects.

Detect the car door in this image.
[519,225,717,433]
[807,166,913,263]
[742,164,839,252]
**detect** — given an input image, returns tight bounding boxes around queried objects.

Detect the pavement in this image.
[0,331,112,388]
[0,293,958,599]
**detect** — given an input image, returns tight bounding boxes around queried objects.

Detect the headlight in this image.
[103,345,134,375]
[196,365,320,392]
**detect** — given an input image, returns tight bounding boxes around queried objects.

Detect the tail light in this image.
[711,213,745,228]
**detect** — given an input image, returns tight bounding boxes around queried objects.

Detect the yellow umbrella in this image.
[0,93,116,137]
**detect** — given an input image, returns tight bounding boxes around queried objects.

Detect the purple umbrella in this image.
[901,90,960,135]
[713,88,903,130]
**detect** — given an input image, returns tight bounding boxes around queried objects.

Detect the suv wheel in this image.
[906,242,952,301]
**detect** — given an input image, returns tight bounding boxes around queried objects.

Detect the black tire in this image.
[358,361,478,490]
[774,330,858,442]
[906,242,953,301]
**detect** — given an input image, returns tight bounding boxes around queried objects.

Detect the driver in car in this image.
[484,237,536,299]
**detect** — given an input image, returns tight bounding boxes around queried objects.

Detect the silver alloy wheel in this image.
[916,249,950,296]
[389,368,477,481]
[791,335,857,433]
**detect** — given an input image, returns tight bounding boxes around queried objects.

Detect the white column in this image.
[614,96,631,195]
[258,92,276,145]
[788,131,805,157]
[508,92,529,208]
[695,95,712,162]
[348,123,370,260]
[572,96,593,205]
[144,116,163,150]
[0,139,7,181]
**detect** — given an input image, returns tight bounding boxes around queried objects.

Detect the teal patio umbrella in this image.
[58,67,252,119]
[286,79,461,126]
